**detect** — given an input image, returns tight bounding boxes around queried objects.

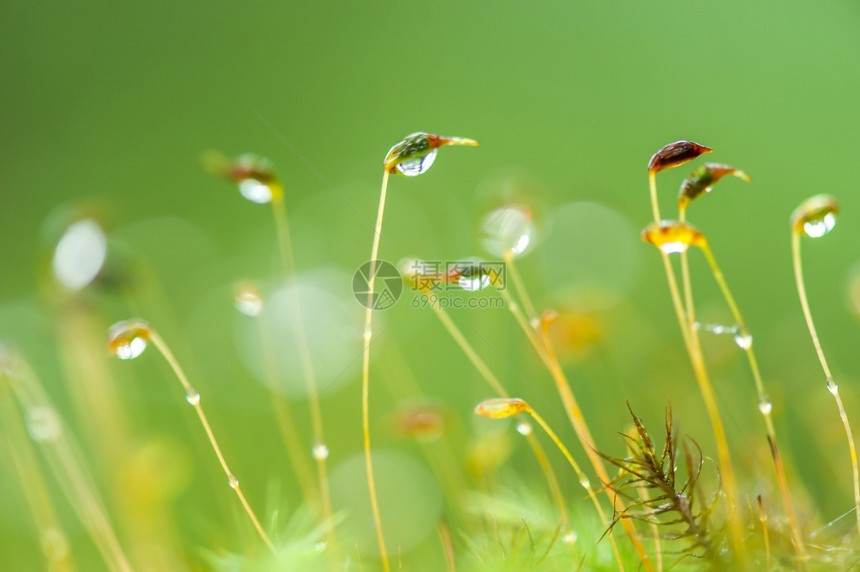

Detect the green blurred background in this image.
[3,1,860,569]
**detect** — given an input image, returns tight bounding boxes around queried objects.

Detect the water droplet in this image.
[827,378,839,395]
[312,443,330,461]
[697,322,738,336]
[203,152,283,202]
[228,474,240,489]
[734,332,753,350]
[641,221,706,254]
[515,421,532,435]
[803,214,837,238]
[791,195,839,238]
[562,531,577,544]
[234,284,263,316]
[758,398,773,415]
[185,387,200,406]
[458,271,490,292]
[107,319,152,360]
[396,148,437,176]
[383,132,478,175]
[52,219,108,291]
[238,178,275,204]
[39,528,69,563]
[481,206,534,258]
[578,476,591,489]
[26,407,62,442]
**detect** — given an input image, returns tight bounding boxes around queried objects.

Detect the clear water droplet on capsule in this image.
[758,397,772,415]
[734,332,753,350]
[395,149,437,176]
[108,320,152,360]
[116,337,147,360]
[515,421,532,435]
[562,531,577,544]
[803,213,837,238]
[228,474,240,489]
[238,179,275,204]
[481,206,534,258]
[27,407,62,442]
[234,285,263,317]
[312,443,330,461]
[185,387,200,406]
[458,272,490,292]
[578,476,590,489]
[659,242,689,255]
[827,378,839,395]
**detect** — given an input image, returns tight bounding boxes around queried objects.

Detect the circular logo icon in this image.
[352,260,402,310]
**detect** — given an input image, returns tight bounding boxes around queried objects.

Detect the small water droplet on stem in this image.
[185,387,200,406]
[734,332,753,350]
[312,443,330,461]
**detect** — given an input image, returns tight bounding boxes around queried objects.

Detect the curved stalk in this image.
[148,331,275,554]
[360,169,391,571]
[699,244,805,557]
[649,174,745,559]
[791,230,860,539]
[270,195,335,550]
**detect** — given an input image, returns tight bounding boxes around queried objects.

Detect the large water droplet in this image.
[734,332,753,350]
[481,206,534,258]
[27,407,62,442]
[803,213,837,238]
[234,284,263,317]
[52,219,108,291]
[107,319,152,360]
[827,378,839,395]
[237,179,275,204]
[515,421,532,435]
[792,195,839,238]
[578,476,591,489]
[758,397,772,415]
[228,474,240,489]
[458,271,490,292]
[395,149,437,176]
[185,387,200,406]
[312,443,330,461]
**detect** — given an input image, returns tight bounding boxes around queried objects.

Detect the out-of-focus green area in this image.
[2,1,860,569]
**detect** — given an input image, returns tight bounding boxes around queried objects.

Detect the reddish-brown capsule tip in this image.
[648,141,712,174]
